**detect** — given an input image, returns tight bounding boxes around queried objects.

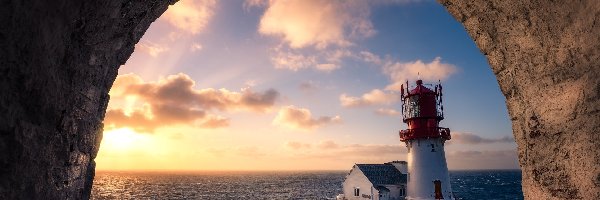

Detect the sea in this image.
[91,170,523,200]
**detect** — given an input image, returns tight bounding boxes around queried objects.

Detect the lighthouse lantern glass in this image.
[404,95,420,119]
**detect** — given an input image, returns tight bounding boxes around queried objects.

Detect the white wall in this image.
[388,162,408,174]
[342,165,378,200]
[406,138,453,200]
[382,184,406,200]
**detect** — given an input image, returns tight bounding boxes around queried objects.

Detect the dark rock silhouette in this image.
[0,0,175,199]
[0,0,597,199]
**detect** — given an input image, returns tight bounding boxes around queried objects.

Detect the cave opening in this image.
[92,0,518,198]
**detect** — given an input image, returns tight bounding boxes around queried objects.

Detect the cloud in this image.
[272,105,341,130]
[104,107,227,132]
[163,0,217,34]
[359,52,458,90]
[285,141,312,150]
[269,48,353,72]
[270,49,317,71]
[315,63,340,72]
[282,140,518,169]
[299,81,318,93]
[105,108,158,132]
[115,73,279,112]
[449,132,514,144]
[104,73,280,132]
[285,140,406,163]
[374,108,400,116]
[340,89,399,107]
[257,0,374,49]
[359,51,383,65]
[317,140,340,149]
[339,143,406,156]
[190,43,203,52]
[446,150,519,169]
[384,57,457,91]
[243,0,268,10]
[256,0,371,72]
[206,146,267,158]
[198,115,230,128]
[236,146,266,158]
[135,41,169,57]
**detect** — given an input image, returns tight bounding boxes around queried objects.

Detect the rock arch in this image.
[0,0,598,199]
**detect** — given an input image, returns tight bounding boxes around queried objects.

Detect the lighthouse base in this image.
[405,138,454,200]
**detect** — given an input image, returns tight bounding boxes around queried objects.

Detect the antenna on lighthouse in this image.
[401,84,404,98]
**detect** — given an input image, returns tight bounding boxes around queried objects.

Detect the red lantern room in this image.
[399,80,451,142]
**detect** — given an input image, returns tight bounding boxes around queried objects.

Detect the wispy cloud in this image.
[236,146,267,158]
[272,105,341,130]
[270,49,317,71]
[317,140,340,149]
[374,108,401,116]
[163,0,217,35]
[198,115,230,128]
[285,141,312,150]
[359,51,383,65]
[449,132,514,144]
[283,140,518,169]
[447,150,519,169]
[206,146,268,158]
[340,89,399,107]
[135,41,169,57]
[268,48,354,72]
[299,81,318,93]
[285,140,406,163]
[190,43,203,52]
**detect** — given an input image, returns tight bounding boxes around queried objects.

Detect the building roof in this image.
[355,164,407,185]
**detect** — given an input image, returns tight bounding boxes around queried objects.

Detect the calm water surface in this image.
[92,170,522,199]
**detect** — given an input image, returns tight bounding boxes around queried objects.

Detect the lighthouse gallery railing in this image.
[399,127,451,142]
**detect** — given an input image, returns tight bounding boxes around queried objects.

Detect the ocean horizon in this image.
[92,169,523,200]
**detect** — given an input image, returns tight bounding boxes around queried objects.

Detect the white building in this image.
[338,161,408,200]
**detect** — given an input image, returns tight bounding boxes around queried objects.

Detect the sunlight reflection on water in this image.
[92,170,522,200]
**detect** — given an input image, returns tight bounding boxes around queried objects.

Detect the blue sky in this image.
[97,0,518,171]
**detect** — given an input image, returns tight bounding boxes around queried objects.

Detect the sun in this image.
[101,128,149,152]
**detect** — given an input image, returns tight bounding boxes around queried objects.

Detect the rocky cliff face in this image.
[0,0,598,199]
[0,1,175,199]
[440,0,600,199]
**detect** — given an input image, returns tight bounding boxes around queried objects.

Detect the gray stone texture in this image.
[440,0,600,199]
[0,0,598,199]
[0,0,175,199]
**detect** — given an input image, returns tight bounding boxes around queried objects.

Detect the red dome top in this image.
[408,80,435,96]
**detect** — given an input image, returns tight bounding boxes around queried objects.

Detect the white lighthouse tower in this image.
[400,80,453,200]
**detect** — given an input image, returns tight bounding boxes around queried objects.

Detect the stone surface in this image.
[0,0,598,199]
[0,0,175,199]
[440,0,600,199]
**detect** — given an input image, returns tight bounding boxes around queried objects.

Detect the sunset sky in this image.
[95,0,518,171]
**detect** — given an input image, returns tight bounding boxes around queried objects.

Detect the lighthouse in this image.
[400,80,453,200]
